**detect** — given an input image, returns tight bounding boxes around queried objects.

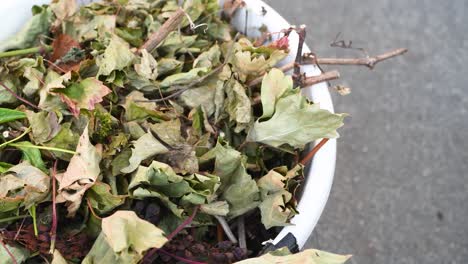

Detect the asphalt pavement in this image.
[266,1,468,263]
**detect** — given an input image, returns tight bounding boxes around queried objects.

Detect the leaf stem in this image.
[144,206,200,262]
[300,138,330,165]
[86,198,102,220]
[49,160,58,254]
[0,81,40,110]
[29,205,38,237]
[0,215,30,224]
[9,143,76,155]
[0,127,32,149]
[0,45,52,59]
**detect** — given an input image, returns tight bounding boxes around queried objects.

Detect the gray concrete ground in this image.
[267,1,468,263]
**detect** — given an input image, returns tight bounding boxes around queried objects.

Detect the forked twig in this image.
[247,48,406,88]
[303,48,408,69]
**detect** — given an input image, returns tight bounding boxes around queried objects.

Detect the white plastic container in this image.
[0,0,337,250]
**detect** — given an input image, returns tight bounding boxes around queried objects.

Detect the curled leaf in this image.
[96,35,136,76]
[247,89,346,148]
[260,68,293,119]
[120,131,169,174]
[134,49,158,80]
[0,161,50,210]
[237,247,351,264]
[86,182,125,215]
[56,126,102,217]
[83,211,168,264]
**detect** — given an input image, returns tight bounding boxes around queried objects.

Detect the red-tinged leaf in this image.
[55,78,111,117]
[268,35,289,51]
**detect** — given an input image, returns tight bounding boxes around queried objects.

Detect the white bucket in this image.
[0,0,337,250]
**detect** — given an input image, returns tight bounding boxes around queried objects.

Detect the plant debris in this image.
[0,0,407,263]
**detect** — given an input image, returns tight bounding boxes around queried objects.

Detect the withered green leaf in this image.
[96,35,136,77]
[120,131,169,174]
[83,211,167,264]
[247,89,346,148]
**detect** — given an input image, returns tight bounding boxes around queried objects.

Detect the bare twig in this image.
[301,70,340,87]
[300,138,329,165]
[0,81,40,110]
[248,47,406,88]
[214,215,238,244]
[304,48,408,69]
[140,8,185,53]
[293,25,306,87]
[144,206,200,262]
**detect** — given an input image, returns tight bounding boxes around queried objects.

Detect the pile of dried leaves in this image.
[0,0,352,263]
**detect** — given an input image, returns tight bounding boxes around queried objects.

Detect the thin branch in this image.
[247,48,406,88]
[304,48,408,69]
[144,206,200,262]
[301,70,340,87]
[140,8,185,53]
[300,138,329,165]
[167,206,199,240]
[293,25,306,87]
[43,58,68,74]
[0,239,17,264]
[0,82,40,110]
[214,215,238,244]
